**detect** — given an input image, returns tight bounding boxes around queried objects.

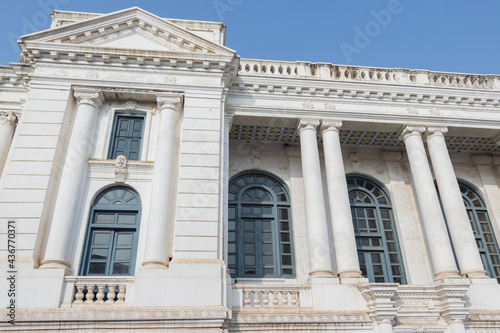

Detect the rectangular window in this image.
[108,114,145,160]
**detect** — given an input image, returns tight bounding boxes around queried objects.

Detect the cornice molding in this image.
[230,77,500,109]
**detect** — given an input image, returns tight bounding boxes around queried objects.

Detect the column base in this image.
[434,269,461,280]
[39,259,72,274]
[310,270,335,278]
[142,260,169,269]
[463,270,488,279]
[338,270,363,279]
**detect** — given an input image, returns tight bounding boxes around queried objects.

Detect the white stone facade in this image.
[1,7,500,332]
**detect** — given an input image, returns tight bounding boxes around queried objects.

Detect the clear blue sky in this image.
[1,1,499,74]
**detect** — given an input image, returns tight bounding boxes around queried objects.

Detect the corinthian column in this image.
[0,112,17,175]
[298,119,334,278]
[142,94,183,268]
[320,120,362,278]
[426,127,487,278]
[41,87,104,270]
[400,125,459,279]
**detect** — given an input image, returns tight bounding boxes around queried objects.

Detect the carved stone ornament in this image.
[324,102,336,110]
[297,119,320,134]
[425,126,448,139]
[350,152,360,172]
[73,88,104,108]
[0,112,17,126]
[156,94,183,111]
[302,101,314,109]
[123,100,137,110]
[115,155,127,183]
[429,108,440,116]
[252,147,262,169]
[407,107,418,115]
[399,125,426,141]
[320,120,342,135]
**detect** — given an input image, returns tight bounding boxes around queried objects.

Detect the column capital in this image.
[319,119,342,135]
[156,93,183,112]
[425,126,448,139]
[0,112,17,126]
[73,87,104,108]
[399,124,426,141]
[298,119,320,134]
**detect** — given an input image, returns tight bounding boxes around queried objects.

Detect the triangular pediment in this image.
[20,7,235,56]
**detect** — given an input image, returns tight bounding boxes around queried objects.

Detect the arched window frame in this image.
[347,174,406,284]
[228,171,295,279]
[79,186,142,276]
[458,180,500,281]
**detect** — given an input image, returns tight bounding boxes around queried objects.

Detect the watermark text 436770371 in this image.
[6,220,16,325]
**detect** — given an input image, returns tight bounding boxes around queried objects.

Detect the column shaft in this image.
[142,95,182,268]
[426,127,486,278]
[41,88,103,270]
[298,119,334,278]
[401,125,459,279]
[321,121,362,278]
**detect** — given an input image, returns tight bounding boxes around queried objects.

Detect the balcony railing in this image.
[237,58,499,90]
[65,276,134,305]
[233,284,301,308]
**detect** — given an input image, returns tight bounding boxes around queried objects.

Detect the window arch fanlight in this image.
[227,171,295,278]
[346,175,406,284]
[80,186,141,276]
[458,180,500,281]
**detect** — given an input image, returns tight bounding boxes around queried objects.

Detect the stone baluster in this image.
[272,292,279,306]
[74,285,85,304]
[85,284,96,304]
[263,291,270,307]
[243,291,251,307]
[95,284,106,304]
[291,292,298,307]
[116,284,126,304]
[106,285,117,304]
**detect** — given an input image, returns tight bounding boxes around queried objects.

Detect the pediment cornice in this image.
[19,7,235,64]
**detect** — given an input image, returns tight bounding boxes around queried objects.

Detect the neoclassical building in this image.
[1,7,500,333]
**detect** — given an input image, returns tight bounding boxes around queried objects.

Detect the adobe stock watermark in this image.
[213,0,243,21]
[339,0,409,63]
[7,0,71,53]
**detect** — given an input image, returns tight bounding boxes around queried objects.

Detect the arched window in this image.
[459,181,500,281]
[227,171,294,278]
[347,175,406,284]
[80,186,141,276]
